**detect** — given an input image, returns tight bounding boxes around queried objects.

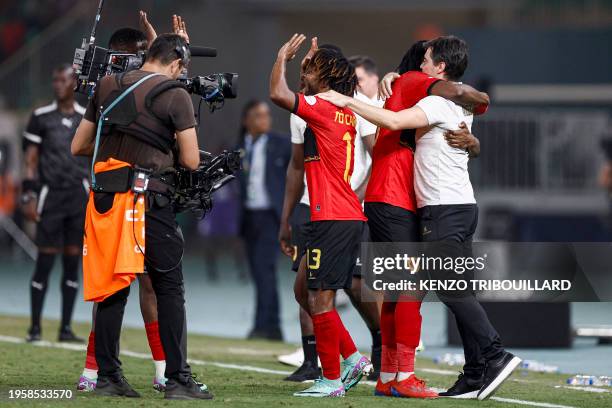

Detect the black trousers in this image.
[418,204,503,382]
[94,193,191,383]
[243,209,280,333]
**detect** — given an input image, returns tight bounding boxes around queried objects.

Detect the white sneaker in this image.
[278,348,304,367]
[278,347,321,368]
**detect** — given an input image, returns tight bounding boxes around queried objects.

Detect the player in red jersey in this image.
[270,34,371,397]
[320,40,489,399]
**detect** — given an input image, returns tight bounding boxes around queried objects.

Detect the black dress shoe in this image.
[439,372,482,399]
[284,361,321,382]
[94,376,140,398]
[477,352,521,400]
[58,327,85,343]
[26,326,41,342]
[165,375,213,400]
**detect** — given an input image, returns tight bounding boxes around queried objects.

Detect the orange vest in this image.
[83,158,145,302]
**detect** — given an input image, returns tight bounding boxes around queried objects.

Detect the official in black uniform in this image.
[22,64,88,343]
[72,34,211,400]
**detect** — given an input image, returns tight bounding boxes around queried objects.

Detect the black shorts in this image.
[352,223,370,278]
[305,220,363,290]
[364,202,419,242]
[36,186,88,248]
[290,203,311,272]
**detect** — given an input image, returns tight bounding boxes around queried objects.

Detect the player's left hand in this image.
[278,33,306,62]
[317,90,350,107]
[172,14,190,43]
[444,122,476,149]
[139,10,157,46]
[278,222,294,258]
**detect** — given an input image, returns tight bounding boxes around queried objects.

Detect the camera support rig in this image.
[173,150,242,218]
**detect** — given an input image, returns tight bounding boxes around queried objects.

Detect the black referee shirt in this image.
[23,101,89,190]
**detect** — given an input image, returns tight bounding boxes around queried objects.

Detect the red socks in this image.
[333,310,357,359]
[85,331,98,370]
[312,309,358,380]
[380,299,422,374]
[312,310,341,380]
[381,301,398,374]
[145,321,166,361]
[85,324,165,373]
[395,300,422,373]
[395,300,422,349]
[397,343,416,373]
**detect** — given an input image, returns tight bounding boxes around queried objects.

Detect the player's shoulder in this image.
[301,93,331,111]
[33,101,58,117]
[399,70,434,82]
[73,102,86,116]
[299,93,334,110]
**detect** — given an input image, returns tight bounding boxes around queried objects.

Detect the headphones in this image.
[174,39,191,66]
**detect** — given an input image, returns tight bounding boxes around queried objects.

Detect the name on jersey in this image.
[334,111,356,127]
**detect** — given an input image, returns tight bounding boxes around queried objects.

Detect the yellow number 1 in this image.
[343,132,352,183]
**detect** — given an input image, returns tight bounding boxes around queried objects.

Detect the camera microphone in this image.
[189,46,217,58]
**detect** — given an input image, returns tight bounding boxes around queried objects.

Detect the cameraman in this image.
[77,26,167,393]
[72,34,211,400]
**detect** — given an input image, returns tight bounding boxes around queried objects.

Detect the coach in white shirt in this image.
[317,36,521,401]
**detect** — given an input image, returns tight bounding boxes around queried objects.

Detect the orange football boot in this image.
[391,374,438,398]
[374,378,396,397]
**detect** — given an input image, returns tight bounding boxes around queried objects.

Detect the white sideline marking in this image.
[0,335,581,407]
[121,349,293,376]
[491,397,577,408]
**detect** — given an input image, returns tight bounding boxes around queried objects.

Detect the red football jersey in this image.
[293,93,366,222]
[364,71,440,212]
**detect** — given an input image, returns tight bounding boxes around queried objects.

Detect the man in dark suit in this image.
[238,100,291,340]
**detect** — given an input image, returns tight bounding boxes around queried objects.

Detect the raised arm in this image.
[318,90,429,131]
[279,143,305,257]
[139,11,158,46]
[430,81,489,114]
[139,11,190,46]
[270,34,306,111]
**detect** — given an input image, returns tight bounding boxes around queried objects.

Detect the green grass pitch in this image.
[0,315,610,407]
